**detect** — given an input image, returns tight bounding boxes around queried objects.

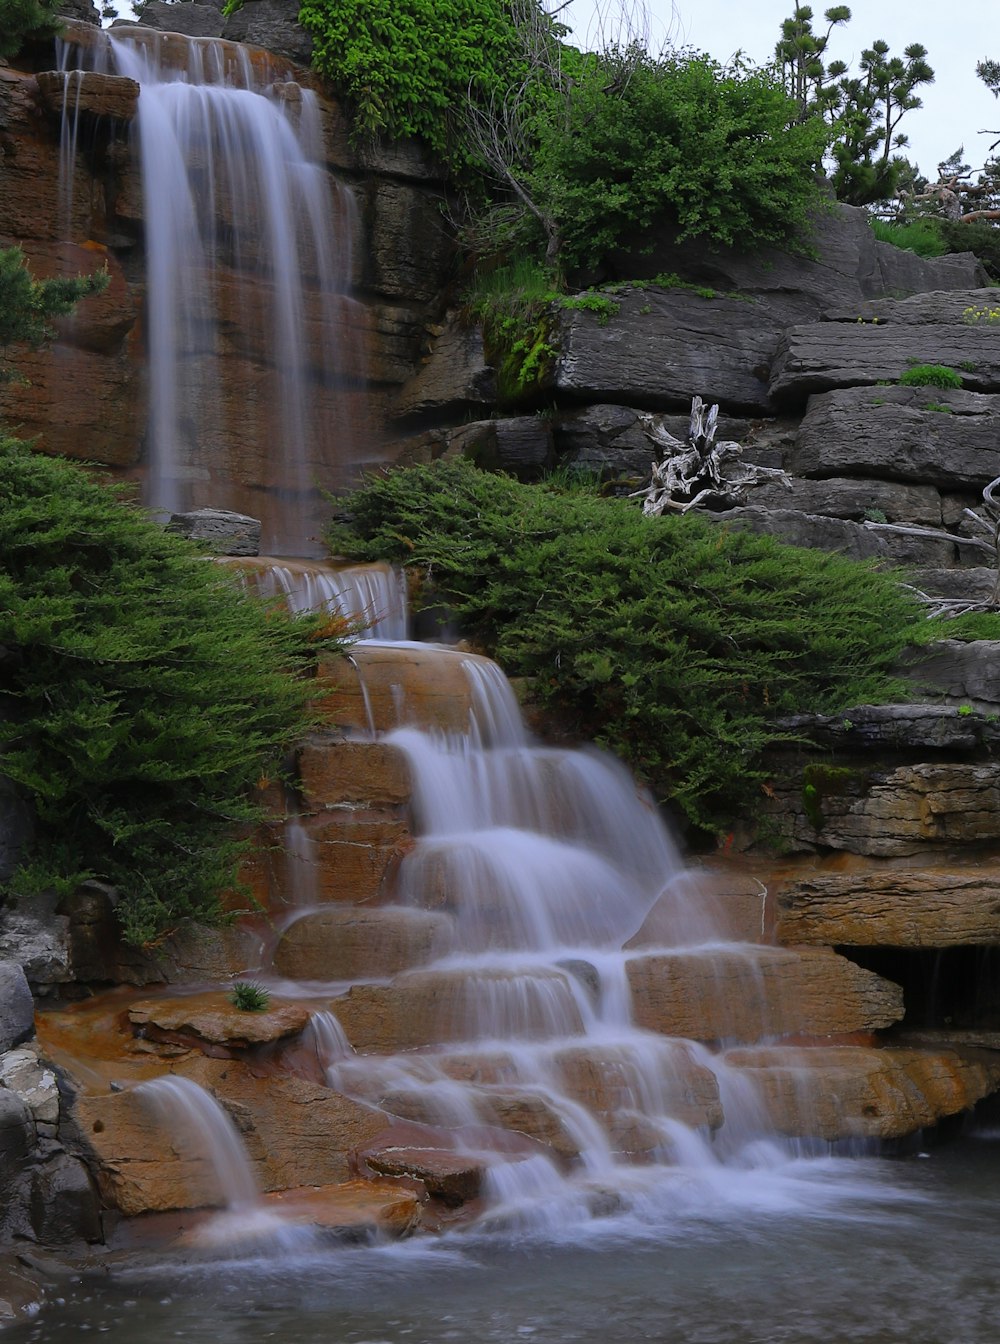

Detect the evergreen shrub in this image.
[0,440,333,944]
[329,460,920,837]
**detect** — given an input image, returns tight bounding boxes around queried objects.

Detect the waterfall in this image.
[60,26,363,556]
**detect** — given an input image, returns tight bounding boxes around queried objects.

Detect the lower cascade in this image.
[43,580,1000,1248]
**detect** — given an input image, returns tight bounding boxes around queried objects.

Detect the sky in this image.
[561,0,1000,181]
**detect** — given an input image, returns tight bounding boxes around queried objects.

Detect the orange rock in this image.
[297,735,412,809]
[263,1180,422,1238]
[128,992,311,1049]
[315,644,489,736]
[273,906,451,981]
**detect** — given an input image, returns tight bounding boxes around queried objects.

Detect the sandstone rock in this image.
[555,287,777,415]
[776,868,1000,947]
[792,387,1000,489]
[297,735,411,810]
[553,1040,723,1133]
[166,508,262,556]
[625,871,768,947]
[771,328,1000,403]
[145,920,263,985]
[626,946,903,1041]
[35,70,139,122]
[128,993,311,1049]
[29,1154,101,1245]
[393,320,496,420]
[298,811,411,906]
[362,1146,483,1205]
[333,967,584,1053]
[261,1180,421,1239]
[316,644,491,737]
[769,760,1000,857]
[273,907,452,981]
[724,1044,1000,1141]
[0,962,34,1052]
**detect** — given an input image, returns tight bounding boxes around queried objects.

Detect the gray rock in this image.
[604,205,984,321]
[771,325,1000,403]
[222,0,310,63]
[362,179,454,304]
[554,403,754,481]
[826,287,1000,326]
[0,1088,33,1173]
[792,387,1000,489]
[57,0,100,23]
[907,567,998,603]
[0,899,72,993]
[749,476,943,526]
[0,1049,61,1132]
[29,1155,101,1246]
[166,507,261,556]
[898,641,1000,709]
[131,1,225,36]
[447,417,554,478]
[393,321,496,420]
[555,287,777,414]
[0,963,34,1053]
[780,703,1000,752]
[707,507,957,568]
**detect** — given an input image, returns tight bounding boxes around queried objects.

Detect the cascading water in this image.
[59,26,364,555]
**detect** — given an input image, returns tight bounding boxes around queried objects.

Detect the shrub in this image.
[328,460,920,838]
[0,439,335,945]
[0,0,61,59]
[897,364,963,389]
[868,218,947,259]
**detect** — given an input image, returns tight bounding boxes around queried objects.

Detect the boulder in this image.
[0,962,34,1052]
[131,1,226,36]
[273,907,452,981]
[221,0,311,64]
[771,327,1000,403]
[626,946,903,1041]
[166,508,262,556]
[708,506,958,567]
[775,867,1000,947]
[362,1145,484,1206]
[0,898,73,993]
[260,1180,422,1239]
[392,320,496,420]
[792,387,1000,489]
[0,1047,60,1135]
[28,1154,102,1246]
[446,417,554,478]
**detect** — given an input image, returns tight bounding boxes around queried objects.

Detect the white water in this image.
[59,27,359,555]
[219,558,409,637]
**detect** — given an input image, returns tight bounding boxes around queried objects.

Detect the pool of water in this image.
[12,1132,1000,1344]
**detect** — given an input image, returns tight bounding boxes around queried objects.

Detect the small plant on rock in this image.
[229,981,271,1012]
[897,364,963,389]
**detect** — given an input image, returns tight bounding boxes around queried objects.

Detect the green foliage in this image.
[897,364,963,389]
[801,763,863,829]
[0,439,333,945]
[913,612,1000,644]
[869,218,947,258]
[294,0,528,159]
[775,5,933,207]
[328,459,920,838]
[529,49,829,270]
[0,0,61,59]
[229,980,271,1011]
[0,247,107,381]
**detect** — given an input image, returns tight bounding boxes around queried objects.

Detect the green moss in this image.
[898,364,963,389]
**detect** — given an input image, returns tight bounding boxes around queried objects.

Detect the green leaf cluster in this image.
[0,439,330,945]
[328,460,920,838]
[0,247,108,382]
[0,0,61,59]
[529,49,830,270]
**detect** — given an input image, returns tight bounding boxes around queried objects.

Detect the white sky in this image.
[562,0,1000,179]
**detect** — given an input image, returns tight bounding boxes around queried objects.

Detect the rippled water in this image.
[13,1134,1000,1344]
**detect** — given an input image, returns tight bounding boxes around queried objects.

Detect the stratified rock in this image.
[776,868,1000,947]
[298,735,411,810]
[128,992,311,1049]
[35,70,139,122]
[273,907,451,981]
[708,506,957,567]
[363,179,454,303]
[261,1180,421,1239]
[725,1044,1000,1141]
[552,1039,723,1133]
[792,387,1000,488]
[899,641,1000,709]
[446,417,554,478]
[827,287,1000,326]
[133,1,226,36]
[780,704,1000,753]
[28,1154,101,1246]
[393,321,496,420]
[910,567,998,603]
[0,962,34,1052]
[221,0,311,63]
[749,475,943,526]
[316,644,490,737]
[166,508,262,556]
[58,0,101,24]
[626,946,903,1041]
[362,1146,483,1206]
[626,870,768,947]
[555,287,777,414]
[771,327,1000,403]
[0,899,72,993]
[554,404,756,483]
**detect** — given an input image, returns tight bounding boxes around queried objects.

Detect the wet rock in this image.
[299,812,412,905]
[626,871,768,947]
[776,867,1000,947]
[0,1047,60,1133]
[626,946,903,1041]
[29,1153,102,1245]
[127,992,311,1050]
[274,907,451,981]
[0,962,34,1051]
[553,1040,723,1133]
[316,644,489,737]
[166,508,261,556]
[792,387,1000,489]
[297,735,411,810]
[35,69,139,121]
[0,1258,45,1324]
[0,1088,34,1176]
[261,1180,422,1239]
[362,1146,483,1206]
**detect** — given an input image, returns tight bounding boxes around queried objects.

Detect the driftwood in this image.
[633,396,791,515]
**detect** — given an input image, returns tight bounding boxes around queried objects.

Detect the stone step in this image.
[260,1180,421,1241]
[626,946,903,1042]
[315,643,490,736]
[273,906,453,981]
[626,870,769,947]
[724,1043,1000,1140]
[297,733,412,810]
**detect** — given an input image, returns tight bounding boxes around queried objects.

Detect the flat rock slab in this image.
[316,644,491,737]
[393,320,495,419]
[363,1146,484,1205]
[771,327,1000,403]
[35,69,140,121]
[724,1043,1000,1140]
[749,475,943,526]
[263,1180,421,1238]
[827,288,1000,326]
[779,703,1000,753]
[708,506,957,567]
[297,734,410,809]
[776,868,1000,947]
[792,387,1000,488]
[128,993,311,1048]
